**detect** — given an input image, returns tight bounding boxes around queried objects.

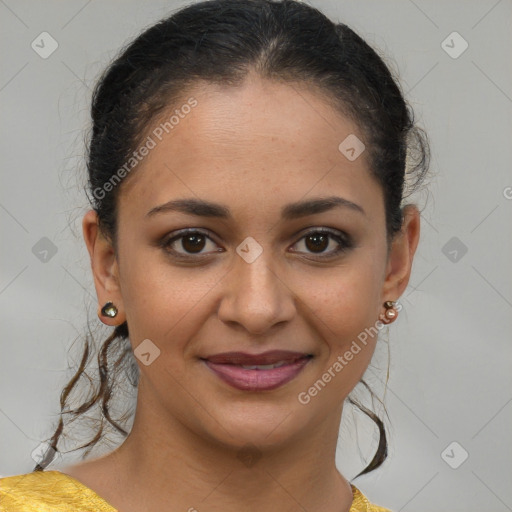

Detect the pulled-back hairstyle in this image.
[33,0,429,478]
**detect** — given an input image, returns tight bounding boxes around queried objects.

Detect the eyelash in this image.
[159,227,353,261]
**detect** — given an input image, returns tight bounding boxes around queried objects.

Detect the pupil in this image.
[182,234,205,253]
[306,234,328,252]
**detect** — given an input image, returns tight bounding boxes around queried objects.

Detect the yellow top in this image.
[0,470,392,511]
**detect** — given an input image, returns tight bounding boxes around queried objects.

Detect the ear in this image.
[82,210,126,326]
[380,204,421,304]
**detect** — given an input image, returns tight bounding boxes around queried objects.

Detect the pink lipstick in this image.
[202,350,312,391]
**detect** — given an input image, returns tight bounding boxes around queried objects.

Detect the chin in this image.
[199,400,311,451]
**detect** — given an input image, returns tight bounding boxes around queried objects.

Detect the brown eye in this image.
[291,229,352,259]
[304,233,329,253]
[181,233,206,253]
[161,229,222,258]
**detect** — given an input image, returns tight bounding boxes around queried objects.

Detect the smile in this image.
[201,351,313,391]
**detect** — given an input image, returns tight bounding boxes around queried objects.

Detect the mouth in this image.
[200,350,313,391]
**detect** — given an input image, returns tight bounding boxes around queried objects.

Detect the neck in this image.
[92,382,354,512]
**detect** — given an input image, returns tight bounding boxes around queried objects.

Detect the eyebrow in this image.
[146,196,366,219]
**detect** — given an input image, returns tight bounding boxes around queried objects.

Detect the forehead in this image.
[118,74,382,223]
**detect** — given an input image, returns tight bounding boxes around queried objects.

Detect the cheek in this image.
[292,258,385,380]
[117,242,229,356]
[301,259,383,333]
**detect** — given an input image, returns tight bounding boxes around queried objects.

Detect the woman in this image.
[0,0,429,510]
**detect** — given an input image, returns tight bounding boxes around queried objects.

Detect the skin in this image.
[65,71,420,512]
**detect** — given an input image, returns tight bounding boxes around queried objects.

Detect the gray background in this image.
[1,1,511,510]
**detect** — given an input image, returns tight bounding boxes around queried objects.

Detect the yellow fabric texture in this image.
[0,470,392,511]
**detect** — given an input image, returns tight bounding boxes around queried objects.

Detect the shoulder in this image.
[351,484,393,512]
[0,470,117,512]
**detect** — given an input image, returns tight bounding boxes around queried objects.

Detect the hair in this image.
[33,0,429,478]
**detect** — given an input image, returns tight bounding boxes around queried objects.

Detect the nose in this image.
[217,247,296,335]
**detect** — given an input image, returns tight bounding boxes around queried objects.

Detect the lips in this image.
[201,350,313,391]
[202,350,312,366]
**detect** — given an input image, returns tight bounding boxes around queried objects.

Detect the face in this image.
[84,72,419,451]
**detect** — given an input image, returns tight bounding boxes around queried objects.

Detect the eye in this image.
[159,227,353,261]
[290,228,352,259]
[160,229,223,258]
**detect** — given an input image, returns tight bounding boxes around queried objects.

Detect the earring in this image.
[100,301,118,318]
[380,300,398,324]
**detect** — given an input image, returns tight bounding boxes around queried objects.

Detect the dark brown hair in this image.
[33,0,429,478]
